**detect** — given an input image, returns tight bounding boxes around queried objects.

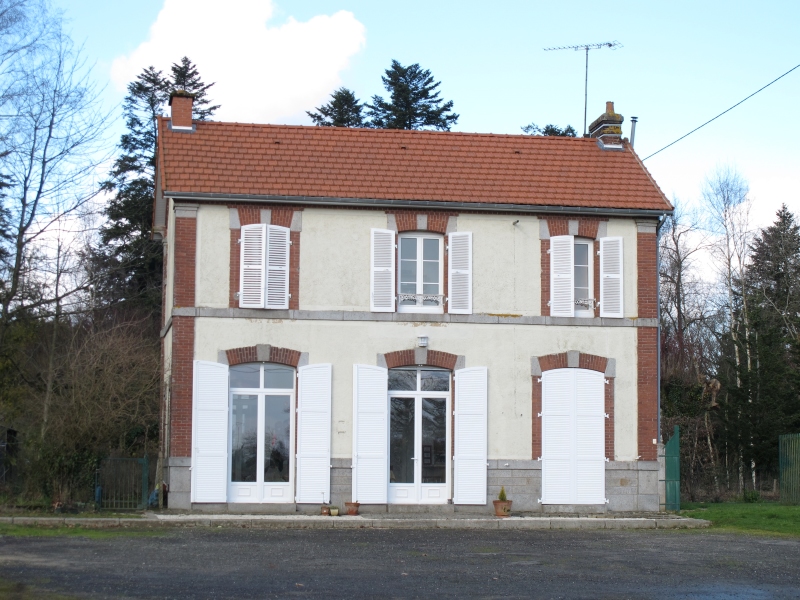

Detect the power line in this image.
[543,41,622,136]
[643,63,800,161]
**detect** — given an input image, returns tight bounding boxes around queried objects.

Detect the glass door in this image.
[388,369,450,504]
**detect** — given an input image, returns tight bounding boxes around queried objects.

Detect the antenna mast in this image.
[543,41,622,136]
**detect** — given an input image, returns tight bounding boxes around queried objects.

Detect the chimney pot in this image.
[606,101,614,114]
[169,90,195,129]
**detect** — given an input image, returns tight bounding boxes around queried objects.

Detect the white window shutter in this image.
[599,236,624,318]
[191,360,229,503]
[549,235,574,317]
[448,232,473,314]
[352,364,388,503]
[574,369,606,504]
[239,224,266,308]
[453,366,488,505]
[541,369,573,504]
[265,225,290,309]
[296,364,332,504]
[370,229,395,312]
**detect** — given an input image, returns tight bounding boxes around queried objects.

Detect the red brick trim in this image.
[229,229,239,308]
[541,239,550,316]
[170,316,195,457]
[594,240,601,317]
[383,349,459,370]
[532,377,542,459]
[606,377,615,460]
[578,353,609,373]
[637,231,658,319]
[389,211,457,233]
[173,217,196,307]
[225,345,303,367]
[637,328,658,460]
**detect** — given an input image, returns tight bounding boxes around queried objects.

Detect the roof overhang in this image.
[164,191,673,219]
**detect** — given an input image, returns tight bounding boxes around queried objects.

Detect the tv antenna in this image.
[543,41,623,136]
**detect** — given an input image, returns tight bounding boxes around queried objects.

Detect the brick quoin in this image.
[638,231,658,319]
[170,316,195,458]
[173,217,196,307]
[638,328,659,460]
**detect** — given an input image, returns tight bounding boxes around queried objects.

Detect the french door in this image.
[388,368,451,504]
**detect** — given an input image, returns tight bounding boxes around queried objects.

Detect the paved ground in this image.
[0,528,798,599]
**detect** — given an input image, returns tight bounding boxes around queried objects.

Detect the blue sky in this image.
[56,0,799,227]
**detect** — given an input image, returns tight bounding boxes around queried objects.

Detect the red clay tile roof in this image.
[157,118,672,212]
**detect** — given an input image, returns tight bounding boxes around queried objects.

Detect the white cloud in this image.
[110,0,366,124]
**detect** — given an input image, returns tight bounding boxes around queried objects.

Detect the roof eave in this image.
[164,191,673,218]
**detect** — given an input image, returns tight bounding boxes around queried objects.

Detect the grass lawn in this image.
[0,523,163,540]
[681,501,800,536]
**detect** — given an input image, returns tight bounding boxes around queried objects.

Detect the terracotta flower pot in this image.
[345,501,360,516]
[321,505,331,516]
[493,500,512,518]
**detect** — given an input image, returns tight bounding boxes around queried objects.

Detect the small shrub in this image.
[498,486,507,502]
[743,490,760,503]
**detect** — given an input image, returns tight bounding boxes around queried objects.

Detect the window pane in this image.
[388,370,417,391]
[574,243,589,266]
[575,287,591,300]
[390,397,415,484]
[421,370,450,391]
[264,395,291,482]
[231,395,258,482]
[423,238,439,261]
[575,265,589,289]
[230,364,260,388]
[400,238,417,260]
[400,260,417,284]
[422,260,439,284]
[422,398,447,483]
[264,365,294,389]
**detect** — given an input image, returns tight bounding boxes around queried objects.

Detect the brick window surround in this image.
[531,351,615,461]
[539,216,608,318]
[225,345,303,368]
[229,206,301,310]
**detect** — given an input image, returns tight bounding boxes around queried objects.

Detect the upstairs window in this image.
[239,224,290,309]
[398,234,443,313]
[573,239,593,318]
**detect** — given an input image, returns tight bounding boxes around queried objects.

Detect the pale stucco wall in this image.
[606,218,638,318]
[164,199,175,316]
[457,214,540,316]
[299,208,386,311]
[195,205,230,308]
[193,318,639,462]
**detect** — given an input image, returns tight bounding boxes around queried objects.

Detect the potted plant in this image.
[320,504,331,516]
[345,501,360,516]
[493,486,512,517]
[329,506,339,516]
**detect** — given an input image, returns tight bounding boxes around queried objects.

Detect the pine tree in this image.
[307,87,365,127]
[366,60,458,130]
[95,60,219,316]
[169,56,219,121]
[521,123,577,137]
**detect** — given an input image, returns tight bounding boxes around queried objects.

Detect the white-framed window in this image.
[398,233,444,313]
[239,224,290,309]
[574,238,594,318]
[228,363,295,503]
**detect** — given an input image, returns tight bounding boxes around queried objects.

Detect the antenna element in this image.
[543,41,623,136]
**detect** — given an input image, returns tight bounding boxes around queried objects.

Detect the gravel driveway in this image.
[1,528,798,599]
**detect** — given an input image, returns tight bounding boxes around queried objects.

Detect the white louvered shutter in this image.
[541,369,573,504]
[265,225,290,309]
[296,364,332,503]
[549,235,574,317]
[599,236,624,318]
[575,369,606,504]
[453,367,488,505]
[352,364,388,503]
[448,232,473,314]
[191,361,229,503]
[240,224,266,308]
[370,229,395,312]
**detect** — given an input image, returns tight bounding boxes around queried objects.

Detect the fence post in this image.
[141,456,149,510]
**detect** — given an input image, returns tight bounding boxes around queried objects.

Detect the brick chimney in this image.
[169,90,195,129]
[589,101,624,148]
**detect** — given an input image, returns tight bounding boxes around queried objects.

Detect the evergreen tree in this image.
[307,87,365,127]
[366,60,458,130]
[95,59,219,315]
[170,56,219,121]
[521,123,577,137]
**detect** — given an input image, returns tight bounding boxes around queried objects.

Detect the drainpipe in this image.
[630,116,638,148]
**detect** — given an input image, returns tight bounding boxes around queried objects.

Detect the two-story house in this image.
[155,92,672,513]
